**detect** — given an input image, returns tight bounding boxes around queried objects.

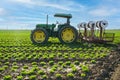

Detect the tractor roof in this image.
[54,13,72,18]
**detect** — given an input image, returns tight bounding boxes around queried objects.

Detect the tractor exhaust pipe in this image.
[46,15,48,27]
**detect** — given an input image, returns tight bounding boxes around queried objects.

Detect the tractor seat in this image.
[54,22,59,31]
[54,24,59,31]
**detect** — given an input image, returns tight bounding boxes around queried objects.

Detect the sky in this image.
[0,0,120,30]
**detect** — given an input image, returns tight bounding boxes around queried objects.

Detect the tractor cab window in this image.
[54,18,66,24]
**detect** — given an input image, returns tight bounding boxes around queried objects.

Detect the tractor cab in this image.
[54,13,72,25]
[53,13,72,31]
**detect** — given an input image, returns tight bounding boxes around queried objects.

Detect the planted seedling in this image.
[3,65,8,69]
[91,60,96,64]
[28,70,35,75]
[32,66,39,71]
[17,76,23,80]
[4,57,9,61]
[49,55,54,59]
[70,53,76,58]
[32,62,37,65]
[52,64,58,68]
[70,63,75,68]
[67,73,74,79]
[74,61,79,65]
[21,70,27,76]
[49,60,54,66]
[58,61,63,65]
[72,67,77,73]
[55,74,62,80]
[64,55,69,59]
[0,62,2,66]
[62,63,67,68]
[12,62,17,65]
[3,75,12,80]
[38,70,45,75]
[11,68,17,72]
[81,73,86,77]
[40,62,46,66]
[81,65,89,72]
[49,69,55,74]
[12,65,19,69]
[0,67,5,72]
[29,75,36,80]
[42,54,48,59]
[4,62,10,65]
[65,61,71,66]
[57,53,62,57]
[27,55,32,60]
[41,75,47,79]
[23,65,29,69]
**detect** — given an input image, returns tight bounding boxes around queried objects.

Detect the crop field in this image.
[0,30,120,80]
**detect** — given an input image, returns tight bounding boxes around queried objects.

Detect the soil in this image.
[110,44,120,80]
[110,64,120,80]
[88,44,120,80]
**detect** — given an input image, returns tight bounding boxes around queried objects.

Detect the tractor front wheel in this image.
[58,26,78,43]
[30,28,48,44]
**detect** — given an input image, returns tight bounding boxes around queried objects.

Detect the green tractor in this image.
[30,13,78,44]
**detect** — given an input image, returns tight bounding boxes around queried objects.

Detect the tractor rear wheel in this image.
[58,26,78,43]
[30,28,48,44]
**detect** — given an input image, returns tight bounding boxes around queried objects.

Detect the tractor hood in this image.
[36,24,54,28]
[36,24,47,27]
[54,13,72,18]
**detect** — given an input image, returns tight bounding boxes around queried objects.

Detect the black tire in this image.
[58,26,78,43]
[30,28,49,44]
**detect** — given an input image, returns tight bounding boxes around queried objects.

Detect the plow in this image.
[77,20,115,43]
[30,13,115,44]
